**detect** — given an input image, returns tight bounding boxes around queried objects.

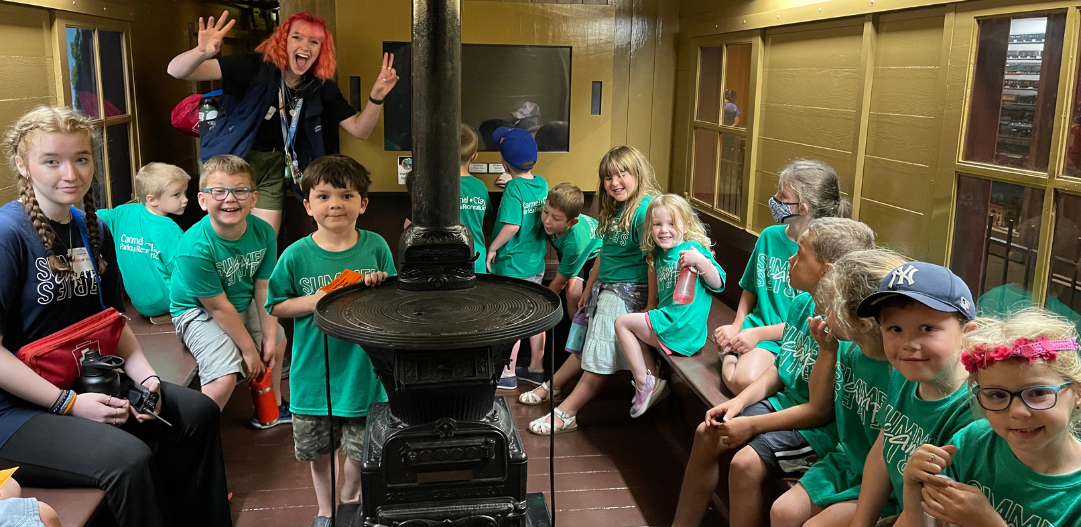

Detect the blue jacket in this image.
[199,61,327,170]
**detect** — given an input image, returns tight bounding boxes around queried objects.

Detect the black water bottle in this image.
[72,349,125,397]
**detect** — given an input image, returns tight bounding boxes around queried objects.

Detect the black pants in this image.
[0,383,231,527]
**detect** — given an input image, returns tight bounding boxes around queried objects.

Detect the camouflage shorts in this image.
[292,413,367,462]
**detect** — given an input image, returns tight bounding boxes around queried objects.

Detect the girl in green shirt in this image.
[718,159,852,395]
[902,309,1081,527]
[614,194,725,419]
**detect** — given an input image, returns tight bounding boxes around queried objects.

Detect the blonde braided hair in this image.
[3,106,104,276]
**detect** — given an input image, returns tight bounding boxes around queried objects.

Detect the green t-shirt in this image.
[877,372,975,504]
[266,230,394,417]
[548,214,601,280]
[460,175,490,274]
[169,215,277,317]
[801,344,894,511]
[979,283,1081,335]
[648,240,725,356]
[737,224,799,354]
[97,204,183,316]
[598,194,656,284]
[945,420,1081,527]
[491,175,548,279]
[766,291,839,456]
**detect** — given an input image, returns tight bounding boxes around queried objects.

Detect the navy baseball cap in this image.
[856,262,974,320]
[493,126,538,171]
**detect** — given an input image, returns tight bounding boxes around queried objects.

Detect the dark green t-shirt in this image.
[737,224,799,354]
[548,214,601,279]
[460,175,490,274]
[598,195,656,284]
[266,230,394,417]
[169,215,276,317]
[492,175,548,279]
[97,203,183,316]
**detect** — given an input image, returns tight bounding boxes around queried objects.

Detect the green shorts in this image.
[292,413,367,462]
[244,149,287,211]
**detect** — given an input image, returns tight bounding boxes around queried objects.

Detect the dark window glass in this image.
[1045,193,1081,333]
[106,124,132,206]
[696,46,723,123]
[717,133,745,217]
[98,31,127,116]
[66,27,100,119]
[723,44,751,128]
[692,129,717,206]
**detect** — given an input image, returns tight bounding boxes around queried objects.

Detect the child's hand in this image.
[807,316,838,355]
[485,251,496,272]
[705,399,745,427]
[243,349,266,380]
[678,249,707,272]
[921,480,1003,527]
[903,444,956,486]
[716,416,756,446]
[713,324,740,352]
[577,290,590,310]
[494,173,511,188]
[260,338,278,371]
[364,271,389,287]
[727,328,762,355]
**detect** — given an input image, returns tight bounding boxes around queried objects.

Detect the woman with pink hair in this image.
[168,11,398,234]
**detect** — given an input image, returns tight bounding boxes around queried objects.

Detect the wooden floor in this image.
[221,374,729,527]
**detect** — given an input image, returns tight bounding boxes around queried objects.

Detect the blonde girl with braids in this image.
[901,309,1081,527]
[0,106,230,527]
[770,249,907,527]
[717,159,852,395]
[527,145,661,435]
[614,194,725,418]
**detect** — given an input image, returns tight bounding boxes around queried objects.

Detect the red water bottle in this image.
[673,266,697,305]
[249,371,279,428]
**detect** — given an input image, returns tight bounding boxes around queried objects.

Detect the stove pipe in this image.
[397,0,476,291]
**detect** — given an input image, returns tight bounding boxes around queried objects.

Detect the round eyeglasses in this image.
[202,186,253,201]
[974,382,1075,412]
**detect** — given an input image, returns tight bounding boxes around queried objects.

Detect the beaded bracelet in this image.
[61,392,77,415]
[50,389,68,414]
[141,375,161,387]
[50,390,72,414]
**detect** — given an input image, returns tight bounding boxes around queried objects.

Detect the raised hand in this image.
[808,315,838,355]
[197,10,236,59]
[371,53,400,101]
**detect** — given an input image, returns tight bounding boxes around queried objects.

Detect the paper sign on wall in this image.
[398,156,412,185]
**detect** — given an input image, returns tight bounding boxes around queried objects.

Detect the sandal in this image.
[519,382,561,405]
[528,407,577,435]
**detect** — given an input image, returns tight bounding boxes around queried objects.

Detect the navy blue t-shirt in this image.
[0,201,124,447]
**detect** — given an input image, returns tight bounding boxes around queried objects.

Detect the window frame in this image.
[53,12,140,209]
[684,32,760,229]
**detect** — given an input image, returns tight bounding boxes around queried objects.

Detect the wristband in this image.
[62,393,77,415]
[50,389,69,414]
[141,375,162,387]
[369,95,384,105]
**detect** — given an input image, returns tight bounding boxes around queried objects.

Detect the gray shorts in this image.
[741,400,819,478]
[172,302,286,385]
[525,271,544,285]
[292,413,367,462]
[0,497,44,527]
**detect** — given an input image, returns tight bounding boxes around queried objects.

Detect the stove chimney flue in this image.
[398,0,476,291]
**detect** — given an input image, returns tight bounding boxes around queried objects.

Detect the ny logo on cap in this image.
[959,296,971,313]
[889,265,919,288]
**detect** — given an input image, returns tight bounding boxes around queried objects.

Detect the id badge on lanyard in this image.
[278,79,305,184]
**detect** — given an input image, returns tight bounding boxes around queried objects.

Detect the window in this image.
[690,42,751,221]
[61,20,137,208]
[381,42,571,152]
[963,13,1066,173]
[1044,193,1081,330]
[951,175,1045,316]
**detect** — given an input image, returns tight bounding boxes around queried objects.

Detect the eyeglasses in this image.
[974,382,1075,412]
[202,187,253,201]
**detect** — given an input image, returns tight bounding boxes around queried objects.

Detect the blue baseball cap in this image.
[493,126,538,171]
[855,262,974,320]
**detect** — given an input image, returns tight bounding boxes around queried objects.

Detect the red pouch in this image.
[171,93,203,137]
[16,308,126,389]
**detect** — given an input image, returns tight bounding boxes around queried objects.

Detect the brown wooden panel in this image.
[761,68,861,111]
[0,3,51,57]
[865,112,939,167]
[861,155,935,215]
[0,183,14,205]
[869,67,942,117]
[758,104,857,153]
[875,14,944,68]
[756,136,856,191]
[0,56,51,98]
[765,23,863,70]
[859,198,925,258]
[750,200,773,234]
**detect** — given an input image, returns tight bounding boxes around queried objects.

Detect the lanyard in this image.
[70,206,106,311]
[278,78,305,175]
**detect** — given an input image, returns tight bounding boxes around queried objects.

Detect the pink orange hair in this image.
[254,12,337,81]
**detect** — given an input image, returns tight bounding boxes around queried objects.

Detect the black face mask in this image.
[768,196,800,224]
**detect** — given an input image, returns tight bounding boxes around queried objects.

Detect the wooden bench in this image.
[23,302,197,527]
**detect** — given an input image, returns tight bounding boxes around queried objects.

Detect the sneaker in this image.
[496,373,518,390]
[249,402,292,429]
[515,366,545,386]
[630,371,668,418]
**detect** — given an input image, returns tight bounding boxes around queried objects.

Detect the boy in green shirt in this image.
[459,124,491,274]
[486,126,549,390]
[267,155,393,527]
[170,155,287,426]
[97,162,190,319]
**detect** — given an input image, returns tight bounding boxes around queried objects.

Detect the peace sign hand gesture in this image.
[371,53,400,101]
[197,10,236,59]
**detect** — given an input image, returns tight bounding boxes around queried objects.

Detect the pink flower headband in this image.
[961,337,1077,374]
